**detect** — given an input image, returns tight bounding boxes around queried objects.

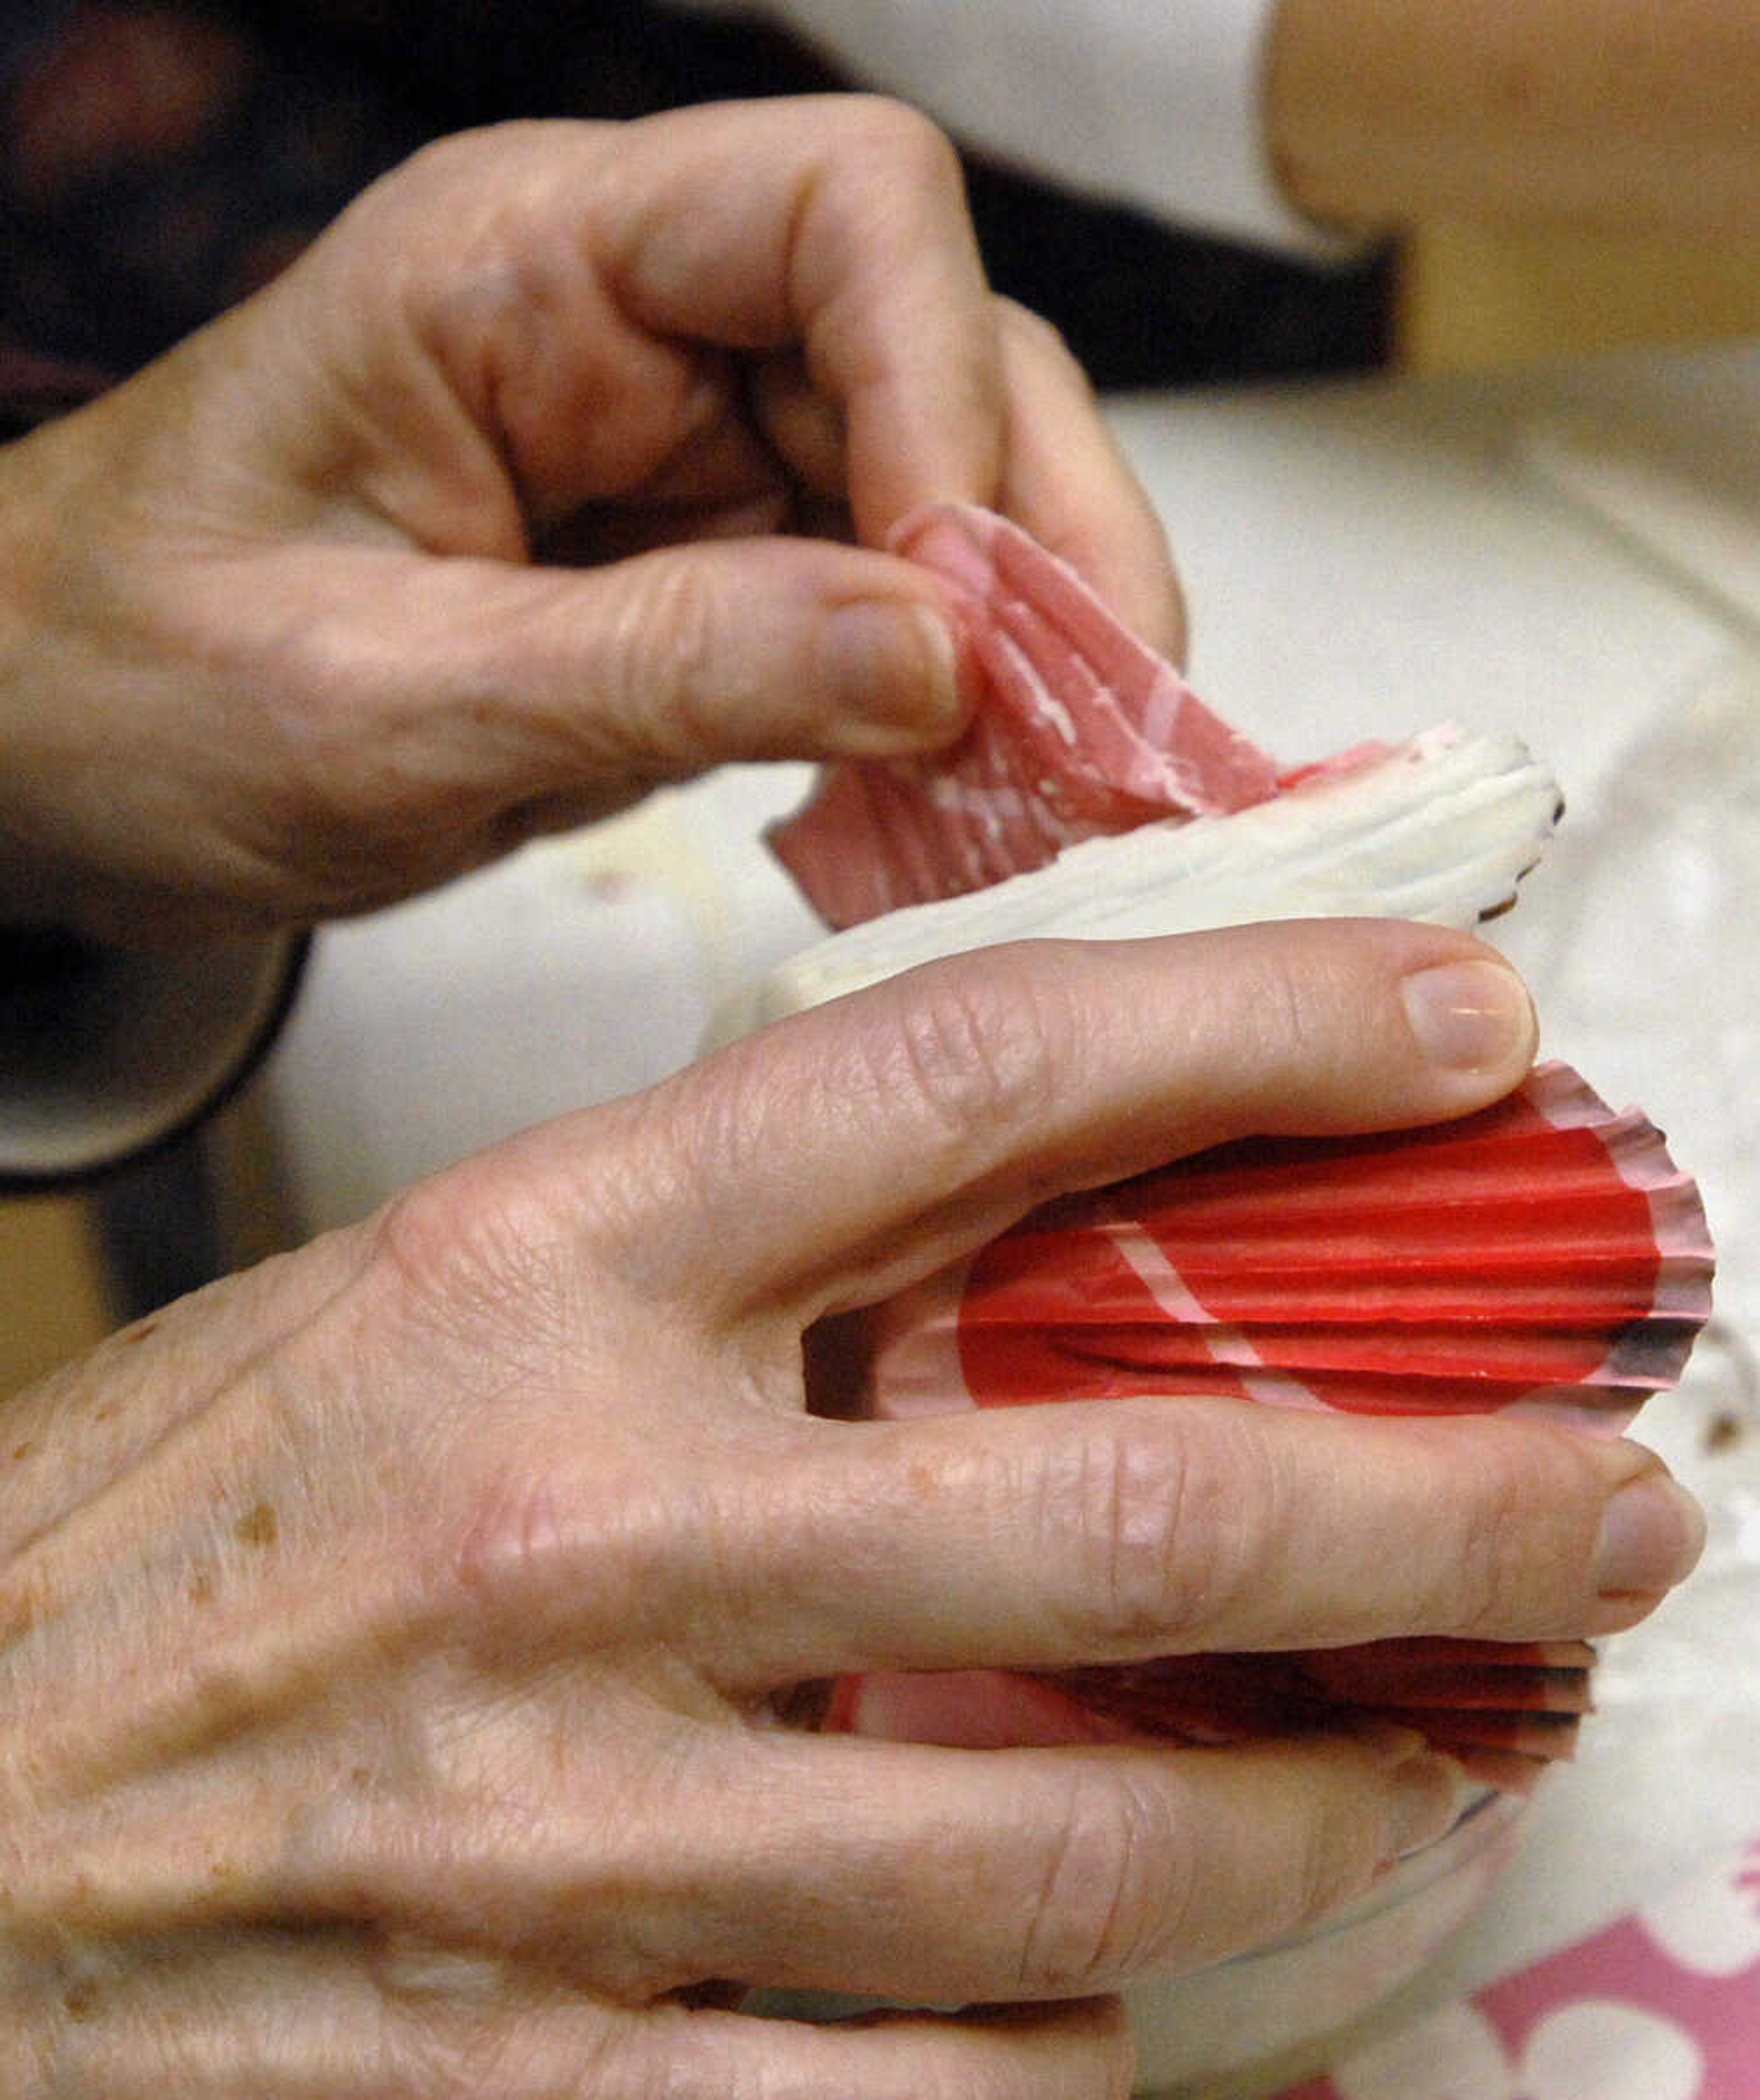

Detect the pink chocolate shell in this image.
[768,502,1281,927]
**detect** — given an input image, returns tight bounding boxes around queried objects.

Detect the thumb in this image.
[368,535,973,798]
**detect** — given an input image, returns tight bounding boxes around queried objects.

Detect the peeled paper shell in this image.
[768,502,1280,928]
[869,1063,1713,1435]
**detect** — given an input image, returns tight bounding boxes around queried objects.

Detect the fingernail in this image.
[1350,1724,1475,1857]
[1594,1469,1706,1598]
[1400,959,1534,1071]
[825,599,966,750]
[1390,1747,1474,1857]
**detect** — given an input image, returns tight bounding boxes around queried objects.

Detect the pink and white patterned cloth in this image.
[1272,1836,1760,2100]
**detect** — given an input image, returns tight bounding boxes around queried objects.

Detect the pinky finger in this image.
[648,1995,1135,2100]
[40,1930,1133,2100]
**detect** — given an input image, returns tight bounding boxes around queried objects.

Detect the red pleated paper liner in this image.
[769,502,1282,928]
[835,1063,1711,1787]
[1040,1639,1597,1797]
[865,1061,1713,1436]
[826,1643,1592,1797]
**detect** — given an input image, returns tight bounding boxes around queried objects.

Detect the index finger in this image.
[593,94,1009,538]
[577,919,1540,1325]
[578,90,1179,626]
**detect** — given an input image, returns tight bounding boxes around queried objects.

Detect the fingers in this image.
[660,1725,1466,2000]
[273,1720,1468,2005]
[697,1400,1705,1696]
[322,304,1177,810]
[585,919,1539,1321]
[990,299,1187,661]
[279,100,1172,612]
[583,99,1177,634]
[34,100,1183,934]
[34,1925,1132,2099]
[86,1713,1458,2011]
[591,96,1007,542]
[583,107,1181,632]
[750,299,1186,661]
[559,98,1176,623]
[306,101,1003,544]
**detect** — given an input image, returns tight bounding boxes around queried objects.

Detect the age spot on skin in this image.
[0,1587,38,1642]
[234,1501,278,1548]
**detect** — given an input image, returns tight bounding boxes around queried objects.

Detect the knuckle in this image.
[367,1156,577,1356]
[867,948,1075,1162]
[380,1995,547,2100]
[445,1417,753,1651]
[600,553,732,768]
[447,1456,655,1639]
[1243,944,1329,1084]
[838,94,964,192]
[448,1461,581,1617]
[1269,1795,1385,1947]
[1039,1409,1274,1650]
[1446,1437,1553,1635]
[1014,1768,1192,1993]
[996,295,1091,389]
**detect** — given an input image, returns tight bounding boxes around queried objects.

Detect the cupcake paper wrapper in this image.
[841,1064,1709,1790]
[752,504,1716,1785]
[866,1062,1712,1437]
[768,502,1282,928]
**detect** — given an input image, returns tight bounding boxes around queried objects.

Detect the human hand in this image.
[0,97,1177,945]
[0,920,1704,2095]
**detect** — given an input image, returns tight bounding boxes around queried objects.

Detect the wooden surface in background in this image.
[1400,223,1760,372]
[1,1191,110,1395]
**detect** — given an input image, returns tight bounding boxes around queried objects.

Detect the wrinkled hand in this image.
[0,922,1705,2097]
[0,97,1176,944]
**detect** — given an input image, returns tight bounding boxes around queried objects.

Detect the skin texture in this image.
[0,98,1707,2097]
[0,98,1178,945]
[0,919,1708,2096]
